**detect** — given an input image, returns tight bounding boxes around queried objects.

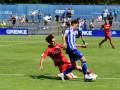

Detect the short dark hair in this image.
[71,19,79,25]
[46,34,54,42]
[66,21,70,27]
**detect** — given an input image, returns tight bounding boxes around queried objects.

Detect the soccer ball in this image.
[89,73,98,81]
[85,73,98,82]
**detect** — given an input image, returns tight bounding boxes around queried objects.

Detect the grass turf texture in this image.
[0,35,120,90]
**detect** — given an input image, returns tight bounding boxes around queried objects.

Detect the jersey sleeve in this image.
[41,48,49,59]
[57,43,63,48]
[75,30,78,36]
[64,29,69,35]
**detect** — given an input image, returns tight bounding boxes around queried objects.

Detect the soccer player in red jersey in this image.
[99,19,115,49]
[38,34,76,80]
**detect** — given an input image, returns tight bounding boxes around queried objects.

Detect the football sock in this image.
[82,61,87,75]
[63,66,73,75]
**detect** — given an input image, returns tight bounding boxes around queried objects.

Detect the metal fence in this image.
[2,20,119,35]
[0,4,120,35]
[0,4,120,20]
[3,21,61,35]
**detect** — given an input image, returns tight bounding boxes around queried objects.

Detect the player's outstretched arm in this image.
[62,34,67,49]
[38,49,48,70]
[38,56,45,70]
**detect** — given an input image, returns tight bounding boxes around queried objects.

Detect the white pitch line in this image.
[0,74,27,76]
[98,77,120,80]
[0,73,120,80]
[78,77,120,80]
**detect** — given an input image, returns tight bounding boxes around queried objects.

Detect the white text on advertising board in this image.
[82,31,92,36]
[6,29,27,35]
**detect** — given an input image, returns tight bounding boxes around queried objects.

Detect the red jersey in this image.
[41,43,70,66]
[102,23,111,34]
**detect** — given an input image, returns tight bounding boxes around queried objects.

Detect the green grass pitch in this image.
[0,35,120,90]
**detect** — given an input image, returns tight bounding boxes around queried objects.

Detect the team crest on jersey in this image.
[52,48,61,55]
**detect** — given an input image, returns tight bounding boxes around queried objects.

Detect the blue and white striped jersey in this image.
[65,27,78,50]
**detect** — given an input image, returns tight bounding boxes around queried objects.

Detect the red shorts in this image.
[58,63,71,73]
[105,32,110,38]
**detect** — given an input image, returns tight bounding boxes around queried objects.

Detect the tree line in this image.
[0,0,120,4]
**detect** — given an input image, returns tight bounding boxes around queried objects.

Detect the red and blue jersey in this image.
[41,43,70,66]
[102,24,111,34]
[102,23,111,37]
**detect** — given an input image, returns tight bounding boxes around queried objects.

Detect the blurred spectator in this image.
[96,15,102,22]
[37,10,42,23]
[43,14,52,29]
[77,18,84,31]
[102,10,108,22]
[0,21,7,28]
[61,8,72,22]
[61,10,67,23]
[20,15,28,24]
[102,7,110,22]
[89,22,94,30]
[113,8,119,21]
[104,8,109,15]
[61,21,70,34]
[66,8,72,21]
[10,15,16,26]
[31,10,38,23]
[55,15,60,22]
[61,21,70,41]
[83,19,88,30]
[107,12,113,26]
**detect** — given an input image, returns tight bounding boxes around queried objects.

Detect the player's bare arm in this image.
[63,33,67,48]
[38,55,45,70]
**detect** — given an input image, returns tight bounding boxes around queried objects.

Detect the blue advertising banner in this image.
[0,28,120,37]
[82,30,120,37]
[0,28,28,35]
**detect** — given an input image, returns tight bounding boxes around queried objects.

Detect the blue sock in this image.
[63,66,73,75]
[82,61,87,75]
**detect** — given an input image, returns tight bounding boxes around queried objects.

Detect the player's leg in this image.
[70,59,93,75]
[73,49,95,80]
[67,53,85,77]
[108,37,115,49]
[67,52,83,72]
[80,55,98,80]
[58,64,73,80]
[59,73,77,79]
[70,49,87,75]
[80,36,87,46]
[80,56,97,81]
[77,30,87,47]
[99,38,107,48]
[73,62,93,74]
[71,61,83,72]
[68,50,97,80]
[65,73,73,79]
[80,56,88,75]
[68,51,87,73]
[70,73,78,78]
[72,50,87,75]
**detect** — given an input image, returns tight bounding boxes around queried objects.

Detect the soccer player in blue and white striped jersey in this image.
[63,20,97,81]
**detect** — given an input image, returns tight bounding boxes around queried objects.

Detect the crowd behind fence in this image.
[0,4,120,35]
[0,4,120,20]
